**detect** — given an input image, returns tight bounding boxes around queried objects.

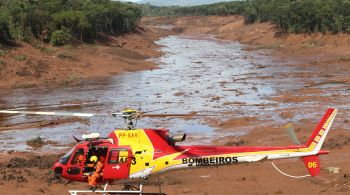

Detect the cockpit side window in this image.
[71,148,85,165]
[108,149,128,164]
[59,148,74,165]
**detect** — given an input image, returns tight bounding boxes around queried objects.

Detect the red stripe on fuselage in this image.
[173,145,305,160]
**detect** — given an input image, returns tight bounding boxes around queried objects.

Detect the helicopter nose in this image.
[52,161,63,178]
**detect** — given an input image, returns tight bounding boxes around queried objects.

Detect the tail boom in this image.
[151,108,337,177]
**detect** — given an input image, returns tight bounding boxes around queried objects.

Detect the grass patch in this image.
[61,75,79,87]
[43,79,49,87]
[14,54,27,61]
[27,136,45,148]
[304,39,325,48]
[0,60,6,65]
[63,44,74,50]
[57,52,78,61]
[33,42,56,54]
[40,47,55,54]
[12,83,37,89]
[256,43,281,50]
[32,42,42,49]
[0,49,7,57]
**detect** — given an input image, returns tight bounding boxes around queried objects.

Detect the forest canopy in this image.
[1,0,350,46]
[140,0,350,35]
[0,0,142,46]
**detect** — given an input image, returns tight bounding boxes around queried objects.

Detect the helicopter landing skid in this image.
[68,178,166,195]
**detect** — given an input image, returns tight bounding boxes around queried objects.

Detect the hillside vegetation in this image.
[0,0,141,46]
[140,0,350,35]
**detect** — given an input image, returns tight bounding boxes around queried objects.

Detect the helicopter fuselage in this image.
[53,106,335,184]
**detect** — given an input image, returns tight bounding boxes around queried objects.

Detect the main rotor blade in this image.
[0,110,106,117]
[138,113,218,118]
[141,106,178,114]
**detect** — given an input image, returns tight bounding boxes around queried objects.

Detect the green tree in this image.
[52,10,90,42]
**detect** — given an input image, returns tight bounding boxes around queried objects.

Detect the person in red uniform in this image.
[87,156,105,191]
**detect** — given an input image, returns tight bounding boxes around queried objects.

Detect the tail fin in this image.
[302,108,337,177]
[305,108,337,153]
[302,155,320,176]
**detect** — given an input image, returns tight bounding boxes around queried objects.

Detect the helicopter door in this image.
[103,146,132,179]
[64,147,86,181]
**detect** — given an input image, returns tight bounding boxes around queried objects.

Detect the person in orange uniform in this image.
[88,156,105,191]
[76,154,84,165]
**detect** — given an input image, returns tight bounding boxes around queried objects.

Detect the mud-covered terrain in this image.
[0,16,350,194]
[0,27,168,89]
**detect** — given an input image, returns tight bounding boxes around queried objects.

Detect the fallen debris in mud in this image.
[0,155,64,188]
[326,167,341,174]
[1,171,28,183]
[5,155,61,169]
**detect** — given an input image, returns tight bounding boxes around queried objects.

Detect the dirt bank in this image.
[143,16,350,50]
[0,26,170,89]
[144,16,350,72]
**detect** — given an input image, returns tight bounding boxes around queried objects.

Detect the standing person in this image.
[88,156,105,191]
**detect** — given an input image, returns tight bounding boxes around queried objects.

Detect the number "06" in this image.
[308,162,317,168]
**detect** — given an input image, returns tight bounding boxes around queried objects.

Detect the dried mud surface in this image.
[0,16,350,194]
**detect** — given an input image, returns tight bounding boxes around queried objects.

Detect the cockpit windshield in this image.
[59,148,74,165]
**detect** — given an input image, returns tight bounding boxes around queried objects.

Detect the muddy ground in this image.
[0,16,350,194]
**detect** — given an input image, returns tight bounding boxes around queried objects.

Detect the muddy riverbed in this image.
[0,33,349,153]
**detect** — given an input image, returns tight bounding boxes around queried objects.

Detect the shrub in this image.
[50,30,72,46]
[13,83,36,89]
[0,49,7,57]
[27,136,45,147]
[14,54,27,61]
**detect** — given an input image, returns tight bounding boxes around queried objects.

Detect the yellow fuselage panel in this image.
[115,130,155,174]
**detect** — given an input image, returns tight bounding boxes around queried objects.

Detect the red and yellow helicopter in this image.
[0,108,338,194]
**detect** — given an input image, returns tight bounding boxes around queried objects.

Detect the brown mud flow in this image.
[0,16,350,194]
[1,32,349,153]
[0,33,276,152]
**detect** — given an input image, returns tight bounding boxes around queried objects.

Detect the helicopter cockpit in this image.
[53,133,132,182]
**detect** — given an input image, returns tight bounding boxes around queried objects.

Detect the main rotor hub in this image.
[122,109,138,119]
[121,109,139,130]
